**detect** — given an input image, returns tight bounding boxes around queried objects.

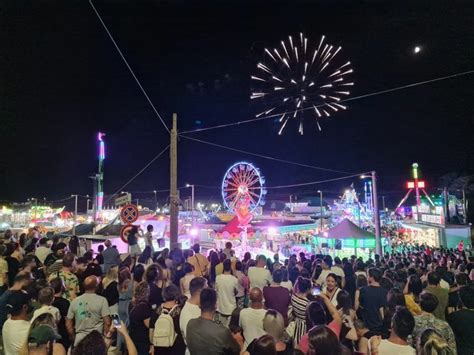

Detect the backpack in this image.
[152,305,178,347]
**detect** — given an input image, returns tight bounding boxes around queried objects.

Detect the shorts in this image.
[129,244,141,257]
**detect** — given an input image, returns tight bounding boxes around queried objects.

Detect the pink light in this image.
[190,228,199,236]
[98,132,105,142]
[268,227,278,236]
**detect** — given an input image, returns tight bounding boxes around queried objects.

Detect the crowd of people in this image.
[0,230,473,355]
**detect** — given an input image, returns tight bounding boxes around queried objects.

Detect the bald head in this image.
[249,287,263,304]
[84,276,98,291]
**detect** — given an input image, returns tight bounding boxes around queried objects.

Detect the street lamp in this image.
[153,190,157,209]
[317,190,323,231]
[71,195,78,235]
[186,184,195,226]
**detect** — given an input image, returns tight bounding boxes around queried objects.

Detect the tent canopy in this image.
[322,218,375,239]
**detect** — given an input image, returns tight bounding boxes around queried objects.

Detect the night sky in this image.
[2,0,474,211]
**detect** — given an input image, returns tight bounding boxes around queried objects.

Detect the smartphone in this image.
[111,314,121,328]
[311,286,321,296]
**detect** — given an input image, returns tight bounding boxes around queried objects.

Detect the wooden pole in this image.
[170,114,179,249]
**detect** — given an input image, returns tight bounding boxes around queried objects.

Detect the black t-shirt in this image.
[447,309,474,355]
[102,281,119,307]
[129,302,153,346]
[128,233,137,246]
[148,283,163,309]
[53,296,71,349]
[247,338,293,355]
[359,286,387,332]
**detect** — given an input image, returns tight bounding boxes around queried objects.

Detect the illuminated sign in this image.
[406,181,426,189]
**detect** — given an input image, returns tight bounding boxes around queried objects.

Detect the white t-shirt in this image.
[331,265,345,280]
[32,305,61,323]
[375,339,416,355]
[239,308,267,347]
[248,267,272,290]
[215,274,238,315]
[2,319,30,355]
[35,246,52,264]
[280,280,293,292]
[316,269,331,286]
[179,301,201,355]
[440,278,450,291]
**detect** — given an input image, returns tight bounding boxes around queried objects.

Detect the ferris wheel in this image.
[221,162,266,212]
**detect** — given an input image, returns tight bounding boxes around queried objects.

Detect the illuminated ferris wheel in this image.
[221,162,266,212]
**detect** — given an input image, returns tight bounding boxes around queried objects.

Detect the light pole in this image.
[371,171,382,255]
[186,184,195,226]
[86,195,91,213]
[317,190,323,231]
[153,190,157,210]
[71,195,78,235]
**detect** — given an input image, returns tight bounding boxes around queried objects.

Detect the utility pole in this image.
[71,194,78,235]
[153,190,157,210]
[186,184,195,226]
[170,114,179,248]
[382,196,386,210]
[371,171,382,255]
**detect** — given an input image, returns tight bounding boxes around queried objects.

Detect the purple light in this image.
[268,227,278,236]
[98,132,105,142]
[190,228,199,236]
[98,132,105,160]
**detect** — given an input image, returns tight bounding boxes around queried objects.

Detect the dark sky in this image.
[1,0,474,211]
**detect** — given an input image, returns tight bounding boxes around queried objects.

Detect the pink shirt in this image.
[298,320,341,354]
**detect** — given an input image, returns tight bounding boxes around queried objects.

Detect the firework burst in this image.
[251,33,353,135]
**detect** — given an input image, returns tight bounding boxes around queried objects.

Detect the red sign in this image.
[120,204,139,224]
[120,225,135,244]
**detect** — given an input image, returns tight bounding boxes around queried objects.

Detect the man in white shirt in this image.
[215,259,238,325]
[248,255,272,290]
[35,238,52,264]
[315,255,333,287]
[180,277,207,355]
[2,292,32,355]
[239,287,267,347]
[369,307,416,355]
[330,257,346,288]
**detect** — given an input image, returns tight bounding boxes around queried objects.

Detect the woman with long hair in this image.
[307,325,343,355]
[417,328,450,355]
[68,236,80,256]
[289,277,312,344]
[209,250,220,286]
[404,275,423,315]
[102,265,119,314]
[118,267,133,350]
[324,273,342,306]
[129,281,153,355]
[262,310,293,354]
[137,246,153,266]
[133,264,145,289]
[179,262,195,299]
[354,274,368,318]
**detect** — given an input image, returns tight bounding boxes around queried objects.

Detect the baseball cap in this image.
[28,325,61,347]
[5,291,31,314]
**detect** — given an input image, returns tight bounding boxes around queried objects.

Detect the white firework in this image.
[251,33,354,135]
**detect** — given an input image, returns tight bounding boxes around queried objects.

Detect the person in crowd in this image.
[369,307,416,355]
[447,283,474,355]
[66,275,111,347]
[2,291,32,355]
[186,288,243,354]
[215,259,238,326]
[23,323,64,355]
[384,288,407,334]
[128,226,142,260]
[261,310,293,354]
[314,255,332,287]
[215,253,227,276]
[411,292,457,352]
[358,268,387,332]
[416,328,450,355]
[50,277,71,350]
[35,238,51,265]
[209,251,220,285]
[331,257,346,288]
[290,276,312,344]
[263,268,291,326]
[102,239,121,274]
[187,243,209,278]
[223,241,234,260]
[404,274,423,315]
[102,265,119,313]
[240,287,267,347]
[248,255,272,290]
[44,242,67,276]
[68,236,80,256]
[180,277,207,355]
[354,273,368,315]
[157,256,172,288]
[138,246,153,267]
[129,281,153,355]
[72,324,138,355]
[150,284,186,354]
[146,263,164,309]
[279,267,293,292]
[31,286,61,324]
[343,260,356,300]
[324,273,342,306]
[354,319,382,354]
[0,272,33,334]
[234,260,249,308]
[133,263,145,289]
[144,224,154,253]
[306,325,344,355]
[448,272,468,313]
[355,260,367,277]
[5,242,22,287]
[424,271,449,320]
[48,253,79,301]
[179,262,195,299]
[297,292,343,353]
[0,245,8,296]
